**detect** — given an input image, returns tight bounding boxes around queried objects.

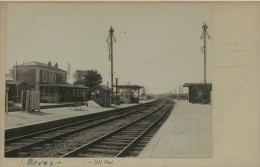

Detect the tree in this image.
[73,69,102,90]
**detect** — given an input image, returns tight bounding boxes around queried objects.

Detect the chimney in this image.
[55,63,58,68]
[48,61,51,66]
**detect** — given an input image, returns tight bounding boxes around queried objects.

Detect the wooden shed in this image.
[91,85,111,107]
[6,80,29,102]
[183,83,212,104]
[116,85,143,104]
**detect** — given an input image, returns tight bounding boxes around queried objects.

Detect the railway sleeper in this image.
[99,142,129,146]
[110,136,138,139]
[9,141,32,146]
[130,124,151,128]
[33,136,51,140]
[43,143,53,147]
[142,134,154,138]
[56,130,69,133]
[87,148,119,154]
[52,140,64,143]
[5,146,17,150]
[118,133,140,136]
[119,131,141,134]
[57,151,72,156]
[40,134,58,137]
[133,143,147,147]
[31,147,44,151]
[129,146,144,151]
[105,138,133,142]
[67,147,81,151]
[22,139,40,142]
[78,153,114,157]
[95,145,125,150]
[61,136,75,140]
[138,139,151,143]
[17,152,31,157]
[124,129,146,131]
[127,150,141,156]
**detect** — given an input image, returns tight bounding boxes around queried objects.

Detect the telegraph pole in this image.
[200,22,211,103]
[200,22,210,83]
[110,27,114,93]
[107,26,116,94]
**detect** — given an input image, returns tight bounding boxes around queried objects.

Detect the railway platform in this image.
[138,100,212,157]
[5,99,156,130]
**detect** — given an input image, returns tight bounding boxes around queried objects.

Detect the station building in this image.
[116,85,143,103]
[9,61,88,103]
[183,83,212,104]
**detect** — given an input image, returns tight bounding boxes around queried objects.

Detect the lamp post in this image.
[6,87,9,115]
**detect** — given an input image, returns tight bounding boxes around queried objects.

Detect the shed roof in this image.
[115,85,144,89]
[183,83,212,87]
[90,85,111,91]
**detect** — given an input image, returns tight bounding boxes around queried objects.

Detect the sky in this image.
[6,3,213,94]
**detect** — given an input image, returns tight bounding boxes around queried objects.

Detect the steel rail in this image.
[5,100,162,157]
[6,99,160,144]
[5,103,150,145]
[61,103,169,157]
[116,104,173,157]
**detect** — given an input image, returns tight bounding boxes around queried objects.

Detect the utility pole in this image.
[107,26,117,95]
[200,22,211,83]
[115,78,119,96]
[115,78,119,104]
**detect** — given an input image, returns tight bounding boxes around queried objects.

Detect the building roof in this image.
[16,61,67,73]
[183,83,212,87]
[115,85,144,89]
[90,85,111,91]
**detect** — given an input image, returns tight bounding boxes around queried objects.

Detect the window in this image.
[52,73,56,84]
[62,75,66,83]
[43,71,48,83]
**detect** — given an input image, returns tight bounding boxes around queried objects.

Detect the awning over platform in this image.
[183,83,212,88]
[115,85,144,89]
[39,84,88,89]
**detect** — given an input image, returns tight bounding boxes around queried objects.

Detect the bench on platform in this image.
[69,102,83,110]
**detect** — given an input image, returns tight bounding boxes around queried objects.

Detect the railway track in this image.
[62,100,174,157]
[5,100,167,157]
